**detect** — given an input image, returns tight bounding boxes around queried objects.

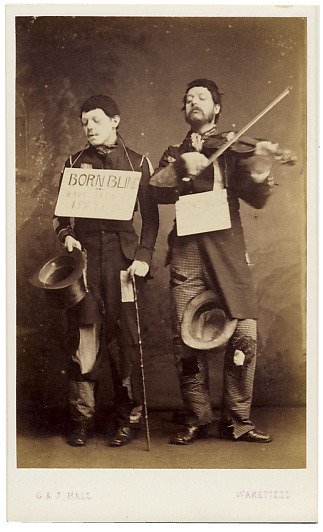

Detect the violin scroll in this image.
[273,149,297,166]
[254,140,297,166]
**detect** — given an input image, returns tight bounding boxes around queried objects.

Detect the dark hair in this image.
[183,78,222,109]
[80,94,120,119]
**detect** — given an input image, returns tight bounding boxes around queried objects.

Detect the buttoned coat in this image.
[150,131,273,319]
[53,140,159,326]
[54,141,159,267]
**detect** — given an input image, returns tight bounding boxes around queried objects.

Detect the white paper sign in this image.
[175,189,231,236]
[120,270,135,302]
[54,168,141,220]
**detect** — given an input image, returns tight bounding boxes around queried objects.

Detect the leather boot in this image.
[169,425,209,445]
[108,424,140,447]
[69,417,91,447]
[68,380,95,446]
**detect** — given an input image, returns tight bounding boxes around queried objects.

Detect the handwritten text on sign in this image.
[54,168,141,220]
[175,189,231,236]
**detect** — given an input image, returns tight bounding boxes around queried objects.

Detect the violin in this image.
[202,87,297,168]
[215,133,297,166]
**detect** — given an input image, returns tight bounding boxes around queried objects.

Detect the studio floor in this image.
[16,407,306,469]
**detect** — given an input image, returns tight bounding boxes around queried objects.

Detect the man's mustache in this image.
[189,107,203,114]
[187,107,204,120]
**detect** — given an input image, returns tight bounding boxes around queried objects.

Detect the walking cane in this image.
[131,275,151,451]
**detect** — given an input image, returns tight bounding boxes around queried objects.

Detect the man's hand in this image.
[249,141,278,183]
[180,152,209,177]
[64,235,82,252]
[127,260,149,278]
[254,140,279,157]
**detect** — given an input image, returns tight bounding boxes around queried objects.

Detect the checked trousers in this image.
[170,235,257,438]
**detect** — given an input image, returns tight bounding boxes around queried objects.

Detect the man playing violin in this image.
[150,78,276,445]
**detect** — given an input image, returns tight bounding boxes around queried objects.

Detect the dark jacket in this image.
[54,141,159,267]
[150,131,273,319]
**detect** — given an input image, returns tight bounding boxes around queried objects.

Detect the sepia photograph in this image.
[6,2,318,523]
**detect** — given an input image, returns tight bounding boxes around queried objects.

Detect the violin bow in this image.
[206,86,293,166]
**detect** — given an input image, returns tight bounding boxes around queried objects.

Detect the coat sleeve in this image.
[149,145,183,204]
[134,156,159,266]
[229,151,274,209]
[52,158,76,243]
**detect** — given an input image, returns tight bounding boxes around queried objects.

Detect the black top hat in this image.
[181,290,237,350]
[29,248,86,309]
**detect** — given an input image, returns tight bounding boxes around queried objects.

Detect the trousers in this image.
[66,231,144,427]
[170,235,257,438]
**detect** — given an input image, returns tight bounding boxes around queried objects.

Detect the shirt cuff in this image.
[57,226,75,243]
[134,246,153,266]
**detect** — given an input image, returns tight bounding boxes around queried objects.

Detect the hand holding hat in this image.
[181,290,237,350]
[64,235,82,252]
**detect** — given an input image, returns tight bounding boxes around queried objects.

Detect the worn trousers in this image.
[66,231,144,427]
[170,235,257,438]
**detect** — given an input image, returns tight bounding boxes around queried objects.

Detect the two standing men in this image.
[54,80,275,447]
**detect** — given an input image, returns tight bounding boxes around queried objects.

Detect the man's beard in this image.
[185,108,216,129]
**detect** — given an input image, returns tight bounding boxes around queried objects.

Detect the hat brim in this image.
[29,248,85,290]
[181,290,237,350]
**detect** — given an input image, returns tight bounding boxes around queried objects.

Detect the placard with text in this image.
[54,168,141,220]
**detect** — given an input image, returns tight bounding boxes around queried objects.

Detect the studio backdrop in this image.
[15,16,306,424]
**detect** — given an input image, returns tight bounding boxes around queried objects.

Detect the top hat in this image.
[29,247,87,309]
[181,290,237,350]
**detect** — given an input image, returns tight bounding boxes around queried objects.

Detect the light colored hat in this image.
[181,290,237,350]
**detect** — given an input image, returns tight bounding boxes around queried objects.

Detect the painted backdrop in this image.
[15,16,306,428]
